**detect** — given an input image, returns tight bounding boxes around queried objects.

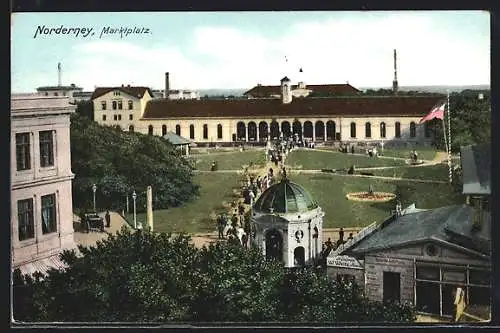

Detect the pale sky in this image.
[11,11,490,93]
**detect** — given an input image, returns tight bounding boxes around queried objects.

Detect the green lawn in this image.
[124,173,241,233]
[380,147,439,161]
[318,146,439,161]
[188,150,266,170]
[290,173,463,228]
[371,163,449,181]
[125,171,463,234]
[190,147,243,154]
[286,150,407,170]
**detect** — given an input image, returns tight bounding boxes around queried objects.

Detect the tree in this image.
[430,90,491,152]
[74,100,94,120]
[70,113,199,212]
[13,229,416,323]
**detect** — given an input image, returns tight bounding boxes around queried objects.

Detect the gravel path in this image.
[73,211,132,248]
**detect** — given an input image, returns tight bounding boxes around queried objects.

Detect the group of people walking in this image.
[320,228,355,258]
[216,202,252,248]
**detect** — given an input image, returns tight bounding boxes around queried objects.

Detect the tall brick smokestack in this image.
[164,72,170,99]
[392,49,399,94]
[58,62,62,87]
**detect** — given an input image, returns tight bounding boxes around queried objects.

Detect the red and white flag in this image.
[420,102,446,123]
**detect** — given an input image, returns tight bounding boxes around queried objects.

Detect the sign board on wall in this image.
[327,255,363,269]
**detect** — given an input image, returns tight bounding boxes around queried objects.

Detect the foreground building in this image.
[11,94,78,275]
[327,143,491,320]
[251,178,324,267]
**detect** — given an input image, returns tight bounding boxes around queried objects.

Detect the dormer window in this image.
[114,91,121,96]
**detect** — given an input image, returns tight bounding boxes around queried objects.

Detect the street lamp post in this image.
[92,184,97,213]
[132,191,137,229]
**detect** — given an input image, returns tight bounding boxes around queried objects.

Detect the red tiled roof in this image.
[243,83,361,98]
[142,96,445,119]
[91,86,154,100]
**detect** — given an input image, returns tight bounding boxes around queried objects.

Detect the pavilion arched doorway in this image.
[292,120,302,140]
[248,122,257,141]
[237,121,246,141]
[303,121,313,139]
[315,121,325,141]
[281,121,291,138]
[265,229,283,262]
[259,121,268,141]
[326,121,336,141]
[294,246,305,267]
[270,121,280,139]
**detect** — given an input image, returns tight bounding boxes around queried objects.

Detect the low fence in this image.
[322,227,365,243]
[328,222,378,256]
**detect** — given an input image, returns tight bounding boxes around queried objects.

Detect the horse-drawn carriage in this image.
[81,213,105,232]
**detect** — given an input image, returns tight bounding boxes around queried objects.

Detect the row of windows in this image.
[16,131,54,171]
[145,121,432,140]
[349,121,430,139]
[101,100,134,110]
[43,91,67,97]
[148,124,224,140]
[18,194,57,241]
[102,114,134,121]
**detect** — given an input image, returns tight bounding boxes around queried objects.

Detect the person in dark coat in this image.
[244,220,251,236]
[99,216,105,232]
[241,233,248,248]
[337,227,345,246]
[217,215,224,239]
[325,237,333,249]
[105,210,111,228]
[80,212,89,233]
[238,203,245,216]
[231,214,239,228]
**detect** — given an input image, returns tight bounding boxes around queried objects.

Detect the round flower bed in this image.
[346,191,396,202]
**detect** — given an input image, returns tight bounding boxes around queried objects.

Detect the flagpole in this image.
[447,91,452,184]
[441,117,449,157]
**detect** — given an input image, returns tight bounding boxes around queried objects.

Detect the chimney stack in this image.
[392,49,399,94]
[164,72,170,99]
[58,62,62,87]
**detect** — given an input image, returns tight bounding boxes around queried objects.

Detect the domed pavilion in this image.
[250,178,325,267]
